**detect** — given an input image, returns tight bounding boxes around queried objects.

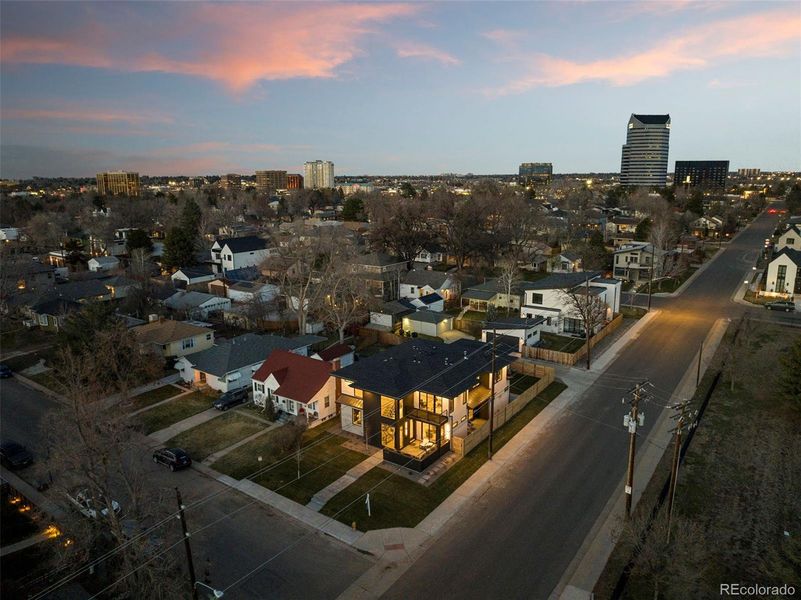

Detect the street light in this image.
[195,582,224,599]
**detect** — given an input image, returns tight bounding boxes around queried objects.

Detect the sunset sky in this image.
[1,1,799,178]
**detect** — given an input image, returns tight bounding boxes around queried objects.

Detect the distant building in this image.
[339,182,374,195]
[96,171,140,196]
[674,160,729,190]
[255,170,287,193]
[738,168,761,177]
[287,174,304,190]
[519,163,553,185]
[620,114,671,187]
[304,160,334,189]
[220,174,242,190]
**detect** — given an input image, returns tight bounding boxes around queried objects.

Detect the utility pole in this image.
[623,383,646,518]
[176,488,199,600]
[647,244,655,311]
[696,341,703,387]
[488,328,497,460]
[667,401,694,543]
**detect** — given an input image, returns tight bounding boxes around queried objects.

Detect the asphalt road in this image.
[382,210,793,600]
[0,378,372,599]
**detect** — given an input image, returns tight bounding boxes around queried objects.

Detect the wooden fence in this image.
[521,313,624,366]
[452,361,555,457]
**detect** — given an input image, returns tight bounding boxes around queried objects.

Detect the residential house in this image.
[519,272,621,334]
[312,343,355,369]
[348,253,407,301]
[764,248,801,297]
[548,251,583,273]
[210,236,273,274]
[461,279,523,313]
[171,266,217,289]
[414,243,447,265]
[776,224,801,252]
[207,279,278,304]
[164,291,231,319]
[400,270,458,303]
[29,298,80,331]
[410,292,445,312]
[481,316,545,352]
[401,310,454,339]
[368,299,416,330]
[132,318,214,358]
[12,258,55,292]
[87,256,120,272]
[332,339,515,471]
[605,216,641,241]
[50,279,113,303]
[689,216,723,238]
[101,275,140,299]
[251,350,337,427]
[176,332,323,392]
[613,242,667,282]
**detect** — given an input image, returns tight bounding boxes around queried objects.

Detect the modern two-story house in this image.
[332,339,515,471]
[613,242,668,282]
[210,236,273,274]
[348,253,407,301]
[764,248,801,297]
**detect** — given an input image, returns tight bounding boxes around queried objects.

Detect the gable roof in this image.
[772,247,801,267]
[351,253,405,267]
[377,299,417,315]
[185,333,320,376]
[133,319,210,345]
[89,256,119,265]
[519,271,602,291]
[252,350,332,404]
[418,292,443,305]
[404,310,451,325]
[165,291,224,310]
[780,224,801,237]
[52,279,110,301]
[403,270,450,288]
[216,236,268,253]
[316,343,353,362]
[31,297,81,316]
[174,265,215,278]
[332,338,515,399]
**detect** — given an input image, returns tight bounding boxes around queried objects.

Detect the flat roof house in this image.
[332,339,515,471]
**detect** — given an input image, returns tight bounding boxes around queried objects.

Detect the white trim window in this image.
[254,382,265,393]
[181,337,195,350]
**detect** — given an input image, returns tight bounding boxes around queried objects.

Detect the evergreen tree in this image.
[125,229,153,254]
[162,226,196,269]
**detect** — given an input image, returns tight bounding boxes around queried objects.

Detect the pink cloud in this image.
[1,107,173,125]
[151,141,309,156]
[1,3,421,92]
[395,42,460,66]
[489,8,801,94]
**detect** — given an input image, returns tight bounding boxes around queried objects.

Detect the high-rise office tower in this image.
[287,174,304,190]
[96,171,140,196]
[220,173,242,190]
[518,162,553,185]
[674,160,729,190]
[620,114,670,187]
[255,170,287,193]
[303,160,334,189]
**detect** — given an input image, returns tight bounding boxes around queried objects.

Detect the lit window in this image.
[352,409,362,425]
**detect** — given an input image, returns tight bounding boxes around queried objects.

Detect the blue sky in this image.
[1,1,799,178]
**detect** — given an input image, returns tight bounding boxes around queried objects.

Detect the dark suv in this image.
[213,388,249,411]
[152,448,192,471]
[765,300,795,312]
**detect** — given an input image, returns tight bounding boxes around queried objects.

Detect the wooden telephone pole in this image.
[176,488,199,600]
[488,329,497,460]
[623,382,647,518]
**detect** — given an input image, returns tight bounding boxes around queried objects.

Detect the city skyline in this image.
[1,1,800,178]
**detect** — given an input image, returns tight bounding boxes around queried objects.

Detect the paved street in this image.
[0,378,372,599]
[381,210,795,600]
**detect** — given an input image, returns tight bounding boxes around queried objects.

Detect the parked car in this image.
[0,441,33,469]
[0,364,12,378]
[213,388,249,411]
[152,448,192,471]
[765,300,795,312]
[66,489,121,520]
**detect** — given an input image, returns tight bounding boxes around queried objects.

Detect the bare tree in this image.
[558,277,608,369]
[319,262,373,342]
[496,256,519,315]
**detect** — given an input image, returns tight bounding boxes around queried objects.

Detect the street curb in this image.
[551,317,731,600]
[12,373,67,406]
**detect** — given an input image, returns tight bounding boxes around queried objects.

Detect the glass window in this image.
[381,396,396,419]
[182,337,195,350]
[419,392,443,413]
[530,293,543,305]
[352,409,362,425]
[381,424,397,450]
[324,395,330,408]
[287,400,295,413]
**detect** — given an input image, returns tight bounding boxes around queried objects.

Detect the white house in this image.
[400,270,458,302]
[519,272,621,334]
[208,279,279,303]
[776,225,801,252]
[210,236,273,274]
[368,299,416,330]
[548,251,583,273]
[176,332,323,392]
[414,243,447,265]
[0,227,20,241]
[481,316,545,352]
[312,343,355,370]
[764,248,801,297]
[171,266,217,288]
[251,350,337,428]
[164,290,232,319]
[613,242,668,282]
[410,292,445,312]
[87,256,120,272]
[401,310,453,338]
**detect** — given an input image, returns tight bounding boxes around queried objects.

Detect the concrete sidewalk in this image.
[149,408,225,444]
[128,387,192,417]
[306,449,383,512]
[202,423,280,465]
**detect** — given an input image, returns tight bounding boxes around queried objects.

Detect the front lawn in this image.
[128,385,182,411]
[164,412,264,462]
[137,391,217,435]
[3,348,57,372]
[540,332,585,353]
[321,381,567,531]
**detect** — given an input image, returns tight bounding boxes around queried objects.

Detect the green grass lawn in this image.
[128,385,182,411]
[653,268,696,293]
[540,332,585,353]
[137,391,217,435]
[509,374,539,394]
[0,327,56,353]
[164,411,264,462]
[321,381,567,531]
[3,348,57,372]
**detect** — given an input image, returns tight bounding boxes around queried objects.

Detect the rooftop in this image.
[215,236,269,254]
[519,272,602,291]
[133,319,210,345]
[253,350,332,404]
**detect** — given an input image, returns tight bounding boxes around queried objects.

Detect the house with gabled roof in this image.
[171,265,217,288]
[29,298,81,331]
[210,236,273,274]
[332,338,515,471]
[461,278,524,313]
[348,253,407,301]
[400,269,458,302]
[132,318,214,358]
[251,350,337,427]
[765,248,801,297]
[776,224,801,252]
[164,290,231,319]
[312,343,355,369]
